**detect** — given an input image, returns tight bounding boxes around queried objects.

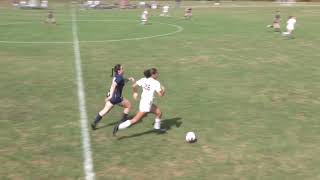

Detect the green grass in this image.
[1,1,320,179]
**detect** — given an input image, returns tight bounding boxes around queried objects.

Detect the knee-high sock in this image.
[93,113,102,125]
[154,118,161,129]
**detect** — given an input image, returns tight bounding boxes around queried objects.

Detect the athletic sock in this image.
[154,118,161,130]
[93,113,102,125]
[120,113,128,122]
[119,120,131,130]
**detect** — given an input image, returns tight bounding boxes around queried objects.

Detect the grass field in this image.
[1,1,320,179]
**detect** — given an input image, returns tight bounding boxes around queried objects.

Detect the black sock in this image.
[120,113,128,122]
[93,113,102,125]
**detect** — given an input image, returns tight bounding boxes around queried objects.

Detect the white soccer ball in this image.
[185,132,197,143]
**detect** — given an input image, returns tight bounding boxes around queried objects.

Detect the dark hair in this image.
[143,68,157,78]
[149,68,158,76]
[144,69,151,78]
[111,64,122,77]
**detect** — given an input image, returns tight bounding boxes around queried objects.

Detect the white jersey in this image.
[163,5,169,13]
[286,18,296,30]
[141,10,148,20]
[136,77,161,102]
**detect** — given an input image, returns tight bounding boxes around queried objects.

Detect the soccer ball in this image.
[185,132,197,143]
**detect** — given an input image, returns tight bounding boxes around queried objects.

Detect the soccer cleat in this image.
[91,123,97,131]
[113,123,119,136]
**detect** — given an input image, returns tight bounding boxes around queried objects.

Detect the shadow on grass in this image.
[117,117,182,140]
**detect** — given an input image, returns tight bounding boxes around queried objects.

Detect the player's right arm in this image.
[132,82,139,100]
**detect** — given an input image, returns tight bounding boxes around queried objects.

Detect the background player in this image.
[45,11,56,25]
[282,16,297,38]
[184,8,192,19]
[267,11,281,32]
[141,9,148,25]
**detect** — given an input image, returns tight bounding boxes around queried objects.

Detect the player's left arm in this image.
[156,82,165,97]
[132,83,139,100]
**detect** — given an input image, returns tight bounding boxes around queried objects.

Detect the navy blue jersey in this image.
[112,74,125,99]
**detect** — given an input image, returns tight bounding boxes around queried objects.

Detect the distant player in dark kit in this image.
[91,64,135,130]
[184,8,192,19]
[45,11,56,24]
[267,11,281,32]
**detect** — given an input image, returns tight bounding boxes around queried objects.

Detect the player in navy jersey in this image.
[91,64,135,130]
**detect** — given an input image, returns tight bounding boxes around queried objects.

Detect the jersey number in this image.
[143,84,151,91]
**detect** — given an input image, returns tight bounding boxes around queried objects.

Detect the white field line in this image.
[0,20,183,44]
[71,9,95,180]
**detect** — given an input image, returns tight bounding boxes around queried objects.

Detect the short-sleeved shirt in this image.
[112,74,125,99]
[287,18,296,29]
[141,11,148,19]
[136,77,161,102]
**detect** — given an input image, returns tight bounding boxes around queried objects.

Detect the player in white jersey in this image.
[141,9,148,25]
[282,16,296,37]
[113,68,166,135]
[160,5,169,16]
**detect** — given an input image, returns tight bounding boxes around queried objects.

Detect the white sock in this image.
[154,118,161,129]
[119,120,132,130]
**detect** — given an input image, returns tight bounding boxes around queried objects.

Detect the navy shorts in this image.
[110,97,123,105]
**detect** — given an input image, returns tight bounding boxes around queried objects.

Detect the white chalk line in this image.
[71,9,95,180]
[0,20,184,44]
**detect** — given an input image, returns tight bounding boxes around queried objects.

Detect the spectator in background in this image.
[175,0,181,8]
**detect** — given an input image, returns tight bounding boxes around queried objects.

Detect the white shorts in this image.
[139,99,153,112]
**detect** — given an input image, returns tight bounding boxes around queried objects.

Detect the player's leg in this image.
[118,111,146,129]
[273,23,280,32]
[150,104,162,130]
[113,111,146,135]
[51,18,57,25]
[113,99,150,135]
[288,29,294,38]
[118,98,131,122]
[91,100,114,130]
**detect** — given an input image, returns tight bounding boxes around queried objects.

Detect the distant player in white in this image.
[113,68,166,135]
[160,5,169,16]
[184,8,192,19]
[141,9,148,25]
[282,16,296,37]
